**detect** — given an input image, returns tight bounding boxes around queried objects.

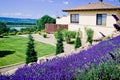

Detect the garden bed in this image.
[1,36,120,80]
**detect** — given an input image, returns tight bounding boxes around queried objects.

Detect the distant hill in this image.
[0,17,37,25]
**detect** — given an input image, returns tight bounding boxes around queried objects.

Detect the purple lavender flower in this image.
[1,36,120,80]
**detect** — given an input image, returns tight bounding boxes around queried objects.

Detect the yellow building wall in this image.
[68,10,117,27]
[66,10,118,41]
[56,10,119,43]
[56,16,69,25]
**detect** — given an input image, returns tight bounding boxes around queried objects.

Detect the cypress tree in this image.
[75,30,82,49]
[56,30,64,54]
[26,34,37,64]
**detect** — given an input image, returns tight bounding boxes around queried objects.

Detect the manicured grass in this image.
[0,36,55,66]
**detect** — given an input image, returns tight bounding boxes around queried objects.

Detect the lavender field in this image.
[1,36,120,80]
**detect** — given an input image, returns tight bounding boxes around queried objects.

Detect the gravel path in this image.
[0,62,25,75]
[32,34,75,53]
[20,34,75,53]
[0,34,75,74]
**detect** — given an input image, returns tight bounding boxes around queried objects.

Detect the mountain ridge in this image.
[0,17,37,24]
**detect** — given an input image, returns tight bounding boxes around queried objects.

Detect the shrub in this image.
[63,30,76,43]
[26,34,37,64]
[75,30,82,49]
[56,30,64,54]
[61,29,68,37]
[85,28,94,44]
[16,32,23,35]
[74,61,120,80]
[54,29,65,39]
[54,30,76,41]
[39,31,41,35]
[65,32,71,43]
[24,31,30,34]
[1,33,9,36]
[63,30,76,38]
[9,32,16,35]
[0,35,3,38]
[42,33,47,38]
[0,22,8,35]
[54,31,58,39]
[32,31,38,34]
[41,29,46,33]
[69,31,76,38]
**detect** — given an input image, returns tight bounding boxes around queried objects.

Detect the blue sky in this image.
[0,0,119,19]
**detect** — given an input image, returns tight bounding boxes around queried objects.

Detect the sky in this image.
[0,0,120,19]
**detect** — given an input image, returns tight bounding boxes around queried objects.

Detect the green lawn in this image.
[0,36,56,66]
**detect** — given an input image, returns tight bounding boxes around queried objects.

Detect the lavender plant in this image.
[74,60,120,80]
[1,36,120,80]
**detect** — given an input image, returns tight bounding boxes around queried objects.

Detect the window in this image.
[96,14,107,25]
[70,14,79,23]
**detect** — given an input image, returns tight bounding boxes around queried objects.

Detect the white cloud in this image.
[0,12,33,18]
[63,1,69,5]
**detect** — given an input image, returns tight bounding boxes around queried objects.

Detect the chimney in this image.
[99,0,103,2]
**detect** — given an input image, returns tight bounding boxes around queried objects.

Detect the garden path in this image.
[32,34,75,53]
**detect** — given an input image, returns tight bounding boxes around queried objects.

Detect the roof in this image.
[63,2,120,12]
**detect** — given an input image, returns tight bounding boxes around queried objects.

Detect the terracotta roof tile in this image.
[63,2,120,11]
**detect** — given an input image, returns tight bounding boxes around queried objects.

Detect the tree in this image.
[56,30,64,54]
[26,34,37,64]
[0,22,8,35]
[36,15,56,30]
[75,30,82,49]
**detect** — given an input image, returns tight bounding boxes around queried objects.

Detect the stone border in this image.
[0,62,24,69]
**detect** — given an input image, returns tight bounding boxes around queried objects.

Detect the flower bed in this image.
[1,36,120,80]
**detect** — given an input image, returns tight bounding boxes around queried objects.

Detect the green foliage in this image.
[74,49,120,79]
[36,15,56,30]
[85,28,94,44]
[2,33,9,36]
[54,29,66,39]
[56,30,64,54]
[38,31,41,35]
[74,61,120,80]
[41,29,46,33]
[64,30,76,43]
[16,32,23,35]
[0,22,8,36]
[54,31,58,39]
[62,30,76,38]
[61,29,67,37]
[20,26,37,34]
[64,32,71,43]
[69,31,76,38]
[26,34,37,64]
[42,33,47,38]
[75,30,82,49]
[54,29,76,44]
[9,32,16,35]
